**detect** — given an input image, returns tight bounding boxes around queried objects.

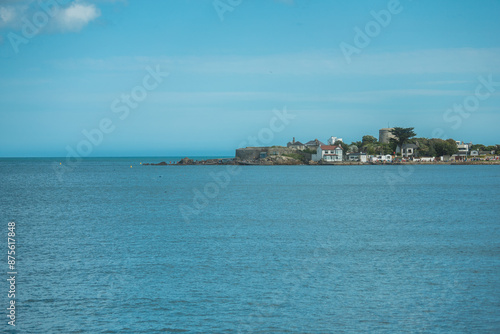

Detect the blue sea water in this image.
[0,158,499,333]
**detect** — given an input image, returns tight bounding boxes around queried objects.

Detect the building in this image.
[312,145,343,162]
[456,141,470,155]
[305,139,325,151]
[452,152,468,161]
[413,157,435,162]
[287,138,305,150]
[346,152,367,162]
[379,128,395,144]
[370,155,393,162]
[396,143,418,158]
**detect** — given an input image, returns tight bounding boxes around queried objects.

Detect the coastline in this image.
[144,158,500,166]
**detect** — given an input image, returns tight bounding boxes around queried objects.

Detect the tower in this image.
[379,128,395,144]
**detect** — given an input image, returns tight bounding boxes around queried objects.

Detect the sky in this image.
[0,0,499,157]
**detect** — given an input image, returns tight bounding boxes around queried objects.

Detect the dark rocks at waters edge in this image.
[178,157,194,165]
[144,156,305,166]
[143,157,237,166]
[142,157,500,166]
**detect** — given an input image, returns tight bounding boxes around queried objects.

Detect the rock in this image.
[178,157,194,165]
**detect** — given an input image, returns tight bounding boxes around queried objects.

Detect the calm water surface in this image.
[1,158,499,333]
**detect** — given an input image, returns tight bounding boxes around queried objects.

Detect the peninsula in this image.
[145,127,499,166]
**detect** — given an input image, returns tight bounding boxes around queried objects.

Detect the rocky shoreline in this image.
[143,157,500,166]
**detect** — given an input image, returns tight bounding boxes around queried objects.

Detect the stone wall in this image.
[236,147,311,161]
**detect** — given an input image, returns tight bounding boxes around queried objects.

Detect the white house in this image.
[413,157,435,162]
[456,141,470,154]
[346,152,367,162]
[312,145,343,162]
[370,155,393,162]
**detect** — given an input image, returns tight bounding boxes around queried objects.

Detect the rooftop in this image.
[320,145,342,150]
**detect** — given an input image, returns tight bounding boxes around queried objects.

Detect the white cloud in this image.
[0,1,101,33]
[55,2,101,32]
[0,7,16,24]
[0,4,30,29]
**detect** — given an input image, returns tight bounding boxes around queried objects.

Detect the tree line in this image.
[343,127,499,157]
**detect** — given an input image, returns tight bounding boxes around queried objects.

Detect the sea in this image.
[0,157,499,333]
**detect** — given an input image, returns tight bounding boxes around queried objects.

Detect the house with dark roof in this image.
[305,139,325,148]
[287,137,306,150]
[396,143,418,158]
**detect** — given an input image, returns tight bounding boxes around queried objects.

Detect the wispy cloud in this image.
[130,89,493,106]
[0,0,101,33]
[50,48,500,76]
[417,80,471,86]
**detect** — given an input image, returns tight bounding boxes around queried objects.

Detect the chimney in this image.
[293,137,295,144]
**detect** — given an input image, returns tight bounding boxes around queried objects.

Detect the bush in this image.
[283,153,305,162]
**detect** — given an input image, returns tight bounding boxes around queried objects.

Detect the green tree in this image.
[445,139,459,155]
[431,139,447,157]
[363,143,377,155]
[390,127,416,152]
[348,145,359,153]
[471,144,486,151]
[433,139,458,156]
[380,143,393,155]
[334,140,349,156]
[349,141,363,153]
[362,135,378,145]
[485,145,496,153]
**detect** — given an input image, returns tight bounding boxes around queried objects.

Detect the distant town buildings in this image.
[235,130,498,164]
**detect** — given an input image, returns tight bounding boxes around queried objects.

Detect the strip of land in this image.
[144,157,500,166]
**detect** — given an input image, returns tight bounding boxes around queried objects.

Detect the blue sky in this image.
[1,0,499,157]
